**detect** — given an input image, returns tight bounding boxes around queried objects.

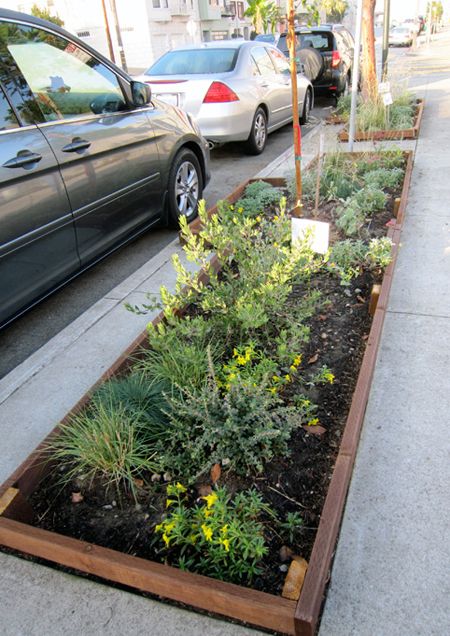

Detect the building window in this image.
[153,0,168,7]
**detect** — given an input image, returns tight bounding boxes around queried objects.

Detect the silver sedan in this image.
[135,40,313,155]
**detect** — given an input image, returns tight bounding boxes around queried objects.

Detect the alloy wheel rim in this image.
[175,161,199,218]
[254,113,266,149]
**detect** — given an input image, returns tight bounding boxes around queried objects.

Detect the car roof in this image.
[160,40,273,53]
[0,7,130,81]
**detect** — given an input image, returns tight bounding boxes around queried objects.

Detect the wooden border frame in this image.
[338,99,424,142]
[0,153,414,635]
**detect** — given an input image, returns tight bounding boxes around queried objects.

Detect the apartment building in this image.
[4,0,253,71]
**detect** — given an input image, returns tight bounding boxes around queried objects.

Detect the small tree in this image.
[300,1,348,24]
[31,4,64,27]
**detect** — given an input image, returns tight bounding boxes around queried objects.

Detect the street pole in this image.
[109,0,128,72]
[287,0,302,216]
[348,0,363,152]
[381,0,390,80]
[101,0,116,63]
[426,2,432,44]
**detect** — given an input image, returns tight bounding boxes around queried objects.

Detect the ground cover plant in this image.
[30,150,406,598]
[335,90,416,132]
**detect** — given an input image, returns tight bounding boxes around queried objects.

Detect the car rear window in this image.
[298,33,334,51]
[278,31,334,54]
[147,49,238,75]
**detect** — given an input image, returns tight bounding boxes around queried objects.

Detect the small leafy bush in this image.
[161,374,303,480]
[328,239,366,284]
[363,167,404,190]
[235,181,282,217]
[366,237,393,269]
[155,484,273,583]
[336,200,365,236]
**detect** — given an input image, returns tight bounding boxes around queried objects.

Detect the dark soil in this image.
[25,159,403,600]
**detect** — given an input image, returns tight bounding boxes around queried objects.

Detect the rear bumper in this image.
[196,103,252,144]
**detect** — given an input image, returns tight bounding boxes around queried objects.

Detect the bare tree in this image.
[361,0,377,100]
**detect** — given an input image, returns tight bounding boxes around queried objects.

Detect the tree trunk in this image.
[361,0,377,101]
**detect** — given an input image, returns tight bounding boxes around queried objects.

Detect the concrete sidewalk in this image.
[2,31,450,636]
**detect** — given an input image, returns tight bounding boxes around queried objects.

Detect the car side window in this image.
[4,23,127,122]
[0,85,19,131]
[251,47,276,76]
[268,48,290,75]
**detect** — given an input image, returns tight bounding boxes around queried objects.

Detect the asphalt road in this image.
[0,97,331,379]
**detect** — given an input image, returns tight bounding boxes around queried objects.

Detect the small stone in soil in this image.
[151,474,161,482]
[163,472,172,482]
[280,545,294,562]
[103,504,113,510]
[279,564,289,573]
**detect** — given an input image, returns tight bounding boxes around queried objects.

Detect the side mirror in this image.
[131,81,151,107]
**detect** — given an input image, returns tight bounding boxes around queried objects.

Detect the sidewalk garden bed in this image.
[334,96,424,142]
[0,150,413,636]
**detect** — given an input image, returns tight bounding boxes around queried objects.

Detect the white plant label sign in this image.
[379,81,391,94]
[291,218,330,255]
[383,92,394,106]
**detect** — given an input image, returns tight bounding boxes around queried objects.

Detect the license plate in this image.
[155,93,179,106]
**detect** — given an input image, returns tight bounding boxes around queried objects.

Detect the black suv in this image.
[276,24,355,99]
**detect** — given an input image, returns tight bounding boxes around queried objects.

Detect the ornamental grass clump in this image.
[48,401,161,496]
[155,484,273,583]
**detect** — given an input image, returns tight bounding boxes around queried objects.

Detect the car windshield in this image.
[146,48,238,75]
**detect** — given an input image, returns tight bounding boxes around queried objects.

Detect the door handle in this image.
[62,138,91,153]
[2,150,43,169]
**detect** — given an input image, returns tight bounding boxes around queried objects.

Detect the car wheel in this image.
[245,107,267,155]
[300,89,312,125]
[167,149,202,228]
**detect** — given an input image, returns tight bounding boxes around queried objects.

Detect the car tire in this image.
[167,149,203,228]
[300,89,312,125]
[244,107,267,155]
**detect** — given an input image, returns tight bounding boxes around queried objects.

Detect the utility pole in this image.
[381,0,390,80]
[348,0,363,152]
[101,0,115,63]
[109,0,128,72]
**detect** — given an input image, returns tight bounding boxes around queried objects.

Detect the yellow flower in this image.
[155,523,163,533]
[175,482,187,492]
[220,524,229,535]
[268,387,277,395]
[293,355,302,367]
[189,534,197,544]
[228,372,236,381]
[201,523,213,541]
[164,522,175,533]
[272,375,280,383]
[202,492,218,509]
[307,418,320,427]
[166,498,176,508]
[162,532,171,547]
[284,374,291,382]
[237,355,246,365]
[204,509,213,518]
[289,365,297,373]
[325,372,335,384]
[255,216,261,222]
[220,538,230,552]
[233,348,238,357]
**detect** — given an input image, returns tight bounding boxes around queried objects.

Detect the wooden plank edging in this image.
[338,99,424,142]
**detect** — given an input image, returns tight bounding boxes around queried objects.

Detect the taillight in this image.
[203,81,239,103]
[331,51,341,68]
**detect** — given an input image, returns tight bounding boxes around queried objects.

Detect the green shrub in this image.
[327,239,367,284]
[363,167,404,190]
[366,237,393,269]
[161,374,304,480]
[235,181,282,217]
[155,484,272,583]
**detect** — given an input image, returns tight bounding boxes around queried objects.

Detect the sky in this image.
[377,0,450,21]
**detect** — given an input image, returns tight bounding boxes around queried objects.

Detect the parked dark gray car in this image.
[0,9,210,329]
